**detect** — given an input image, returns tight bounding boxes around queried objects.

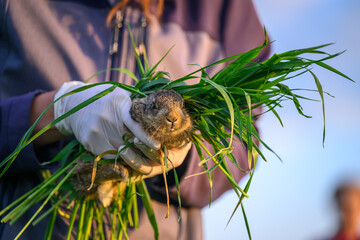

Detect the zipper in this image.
[136,15,147,58]
[106,9,125,83]
[106,8,148,84]
[109,10,124,55]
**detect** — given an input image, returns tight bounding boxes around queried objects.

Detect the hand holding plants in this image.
[120,138,191,178]
[53,81,187,177]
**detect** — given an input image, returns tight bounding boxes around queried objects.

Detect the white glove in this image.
[54,81,160,158]
[119,138,192,179]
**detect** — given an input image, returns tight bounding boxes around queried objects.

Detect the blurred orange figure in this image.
[331,181,360,240]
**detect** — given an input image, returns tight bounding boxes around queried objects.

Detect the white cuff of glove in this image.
[54,81,86,135]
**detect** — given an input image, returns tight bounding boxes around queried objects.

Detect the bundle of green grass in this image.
[0,32,353,240]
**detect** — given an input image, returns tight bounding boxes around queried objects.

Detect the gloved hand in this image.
[54,81,191,179]
[54,81,160,158]
[119,138,192,180]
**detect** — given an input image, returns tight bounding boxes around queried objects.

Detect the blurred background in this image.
[202,0,360,239]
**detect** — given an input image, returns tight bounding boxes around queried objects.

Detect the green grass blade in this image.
[191,135,214,203]
[14,164,77,240]
[127,24,144,77]
[131,183,139,228]
[315,61,354,82]
[243,90,253,170]
[136,180,159,240]
[33,191,72,226]
[84,68,138,83]
[148,46,175,76]
[66,199,80,240]
[117,212,130,240]
[309,70,326,146]
[43,205,58,240]
[241,203,252,240]
[264,102,284,127]
[193,140,249,198]
[1,159,77,222]
[83,201,94,240]
[199,77,234,147]
[76,200,86,240]
[226,171,254,227]
[94,205,106,240]
[169,159,182,221]
[42,139,79,165]
[8,188,52,225]
[276,43,333,58]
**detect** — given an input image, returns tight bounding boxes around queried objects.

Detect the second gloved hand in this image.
[119,138,192,179]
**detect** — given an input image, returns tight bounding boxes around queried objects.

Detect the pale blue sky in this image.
[203,1,360,239]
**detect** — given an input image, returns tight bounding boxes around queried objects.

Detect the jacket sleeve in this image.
[0,90,57,175]
[222,0,271,61]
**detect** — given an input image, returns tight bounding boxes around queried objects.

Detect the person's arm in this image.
[30,90,65,148]
[0,91,61,174]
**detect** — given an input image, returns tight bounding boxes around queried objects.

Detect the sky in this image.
[202,1,360,239]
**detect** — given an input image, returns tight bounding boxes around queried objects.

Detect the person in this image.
[330,180,360,240]
[0,0,270,239]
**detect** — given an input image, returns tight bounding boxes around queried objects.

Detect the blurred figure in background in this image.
[331,180,360,240]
